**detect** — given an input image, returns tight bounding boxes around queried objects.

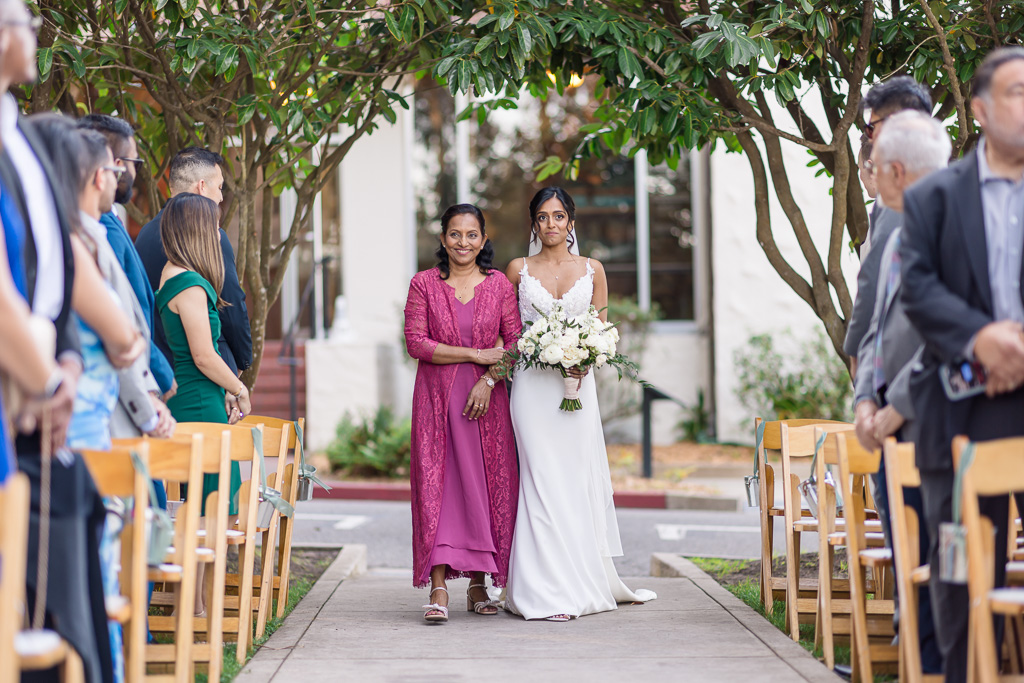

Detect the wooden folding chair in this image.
[242,415,303,619]
[81,446,150,683]
[116,431,231,683]
[0,472,86,683]
[239,420,288,640]
[754,417,847,615]
[174,423,263,664]
[143,436,203,682]
[837,431,897,682]
[881,438,942,683]
[779,421,855,640]
[953,435,1024,683]
[815,427,886,668]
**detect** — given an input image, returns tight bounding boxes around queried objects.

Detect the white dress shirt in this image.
[0,94,65,320]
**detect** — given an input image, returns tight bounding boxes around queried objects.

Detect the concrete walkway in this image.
[238,549,839,683]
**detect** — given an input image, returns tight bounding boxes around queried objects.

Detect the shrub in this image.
[733,330,852,426]
[326,406,411,478]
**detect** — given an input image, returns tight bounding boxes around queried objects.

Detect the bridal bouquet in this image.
[509,303,639,411]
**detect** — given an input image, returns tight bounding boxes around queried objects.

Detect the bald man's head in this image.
[0,0,37,88]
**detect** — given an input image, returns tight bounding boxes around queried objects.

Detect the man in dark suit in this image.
[854,110,950,674]
[0,0,111,681]
[900,47,1024,683]
[135,147,252,376]
[845,76,933,376]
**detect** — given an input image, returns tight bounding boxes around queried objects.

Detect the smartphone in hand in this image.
[940,359,988,400]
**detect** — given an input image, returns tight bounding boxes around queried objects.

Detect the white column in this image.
[311,144,325,340]
[455,91,471,203]
[279,189,298,332]
[634,148,651,312]
[690,147,710,329]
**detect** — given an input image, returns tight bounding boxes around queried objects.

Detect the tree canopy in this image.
[442,0,1024,361]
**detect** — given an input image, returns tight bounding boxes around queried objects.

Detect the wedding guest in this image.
[29,113,151,683]
[403,204,520,623]
[155,192,249,618]
[0,159,56,485]
[853,110,948,674]
[137,147,251,376]
[0,1,113,680]
[77,113,176,401]
[900,47,1024,682]
[846,76,933,375]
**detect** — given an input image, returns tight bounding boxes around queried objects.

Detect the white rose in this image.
[539,331,556,347]
[522,340,537,356]
[560,346,584,368]
[560,330,580,348]
[595,354,608,367]
[531,319,549,335]
[590,335,610,355]
[517,338,528,352]
[540,344,564,365]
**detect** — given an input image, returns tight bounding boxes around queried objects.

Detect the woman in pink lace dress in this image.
[404,204,521,624]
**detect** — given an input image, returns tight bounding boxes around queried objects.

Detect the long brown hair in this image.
[160,193,228,309]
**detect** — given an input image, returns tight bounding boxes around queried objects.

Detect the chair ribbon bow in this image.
[293,421,331,492]
[952,442,976,526]
[751,421,767,476]
[130,449,174,565]
[252,427,295,518]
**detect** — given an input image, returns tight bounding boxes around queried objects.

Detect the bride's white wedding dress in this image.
[504,259,656,619]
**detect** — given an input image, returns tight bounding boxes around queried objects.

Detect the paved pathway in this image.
[238,551,838,683]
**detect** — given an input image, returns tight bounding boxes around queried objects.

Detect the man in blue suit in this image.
[76,113,176,399]
[135,147,252,376]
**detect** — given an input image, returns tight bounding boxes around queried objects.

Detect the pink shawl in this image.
[404,267,522,587]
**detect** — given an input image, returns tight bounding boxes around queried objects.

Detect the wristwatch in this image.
[483,376,495,389]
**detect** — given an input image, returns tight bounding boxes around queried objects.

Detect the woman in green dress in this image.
[155,192,253,617]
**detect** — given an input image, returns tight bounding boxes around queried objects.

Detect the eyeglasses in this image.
[102,165,125,179]
[117,157,144,170]
[864,115,891,140]
[0,16,42,33]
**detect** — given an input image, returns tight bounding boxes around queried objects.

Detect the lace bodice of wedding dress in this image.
[517,259,594,324]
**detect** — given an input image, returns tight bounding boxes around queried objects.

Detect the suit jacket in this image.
[855,227,923,443]
[136,209,253,375]
[0,118,80,363]
[844,204,903,356]
[899,149,1024,472]
[99,211,174,393]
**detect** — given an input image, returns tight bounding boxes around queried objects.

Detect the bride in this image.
[503,186,656,621]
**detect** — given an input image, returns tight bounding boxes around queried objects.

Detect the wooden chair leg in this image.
[236,538,256,664]
[822,546,836,669]
[851,564,873,683]
[786,529,802,640]
[763,514,775,613]
[276,514,293,618]
[255,515,279,639]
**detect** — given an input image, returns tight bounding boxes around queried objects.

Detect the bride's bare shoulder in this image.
[505,257,526,285]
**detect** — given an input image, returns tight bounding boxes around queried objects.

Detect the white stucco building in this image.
[270,82,861,450]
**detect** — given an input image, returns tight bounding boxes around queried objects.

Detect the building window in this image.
[409,78,697,322]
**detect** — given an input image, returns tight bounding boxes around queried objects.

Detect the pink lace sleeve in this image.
[499,278,522,353]
[404,276,439,362]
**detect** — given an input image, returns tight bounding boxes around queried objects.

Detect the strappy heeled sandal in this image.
[544,614,571,622]
[423,586,449,623]
[466,583,499,615]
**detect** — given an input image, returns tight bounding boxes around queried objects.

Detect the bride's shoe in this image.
[423,587,449,623]
[466,583,498,615]
[544,614,571,622]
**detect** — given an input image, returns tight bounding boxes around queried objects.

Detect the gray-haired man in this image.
[853,110,949,675]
